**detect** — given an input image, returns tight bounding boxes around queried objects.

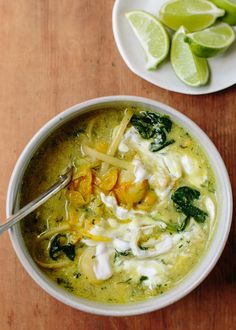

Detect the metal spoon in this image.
[0,167,73,235]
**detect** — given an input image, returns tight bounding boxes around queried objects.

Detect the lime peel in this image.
[171,26,210,87]
[184,23,235,58]
[210,0,236,25]
[159,0,225,32]
[126,10,170,70]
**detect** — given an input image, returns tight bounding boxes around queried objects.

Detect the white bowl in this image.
[6,96,232,316]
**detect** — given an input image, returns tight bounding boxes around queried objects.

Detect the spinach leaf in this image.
[131,111,175,152]
[137,111,172,133]
[61,244,76,260]
[139,276,148,283]
[49,234,75,261]
[177,204,208,223]
[114,249,131,262]
[151,128,167,146]
[171,186,208,224]
[177,215,190,232]
[171,186,200,204]
[131,114,156,139]
[150,139,175,152]
[115,249,131,256]
[138,245,148,250]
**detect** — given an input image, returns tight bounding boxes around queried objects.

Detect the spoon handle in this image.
[0,168,73,235]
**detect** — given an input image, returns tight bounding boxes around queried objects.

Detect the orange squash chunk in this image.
[68,167,93,204]
[114,180,149,209]
[98,168,119,191]
[136,190,157,211]
[67,190,86,208]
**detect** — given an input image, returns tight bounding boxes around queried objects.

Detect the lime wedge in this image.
[171,26,209,86]
[210,0,236,24]
[159,0,225,32]
[185,23,235,57]
[126,10,170,70]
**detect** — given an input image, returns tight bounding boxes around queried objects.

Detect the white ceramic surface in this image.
[112,0,236,95]
[7,96,232,316]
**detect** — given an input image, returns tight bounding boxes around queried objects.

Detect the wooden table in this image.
[0,1,235,329]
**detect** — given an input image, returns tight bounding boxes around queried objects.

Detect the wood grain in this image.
[0,1,235,329]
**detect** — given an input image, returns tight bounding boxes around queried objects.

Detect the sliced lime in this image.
[171,26,209,86]
[159,0,225,32]
[126,10,170,70]
[210,0,236,25]
[185,23,235,57]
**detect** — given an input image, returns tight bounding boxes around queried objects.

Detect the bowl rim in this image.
[6,95,233,316]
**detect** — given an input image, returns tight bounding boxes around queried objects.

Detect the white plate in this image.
[112,0,236,95]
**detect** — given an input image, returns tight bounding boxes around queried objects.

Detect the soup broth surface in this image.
[21,107,217,303]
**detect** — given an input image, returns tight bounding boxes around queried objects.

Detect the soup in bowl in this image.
[7,96,232,316]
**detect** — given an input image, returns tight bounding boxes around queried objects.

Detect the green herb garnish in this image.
[73,272,81,279]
